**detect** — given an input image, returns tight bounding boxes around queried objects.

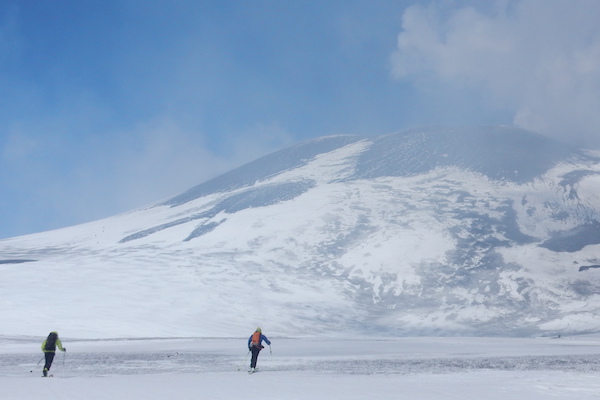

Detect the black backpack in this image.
[44,332,58,351]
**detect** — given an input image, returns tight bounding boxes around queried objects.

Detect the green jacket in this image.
[41,332,65,353]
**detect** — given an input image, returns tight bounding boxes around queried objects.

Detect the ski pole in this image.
[36,355,44,365]
[269,344,272,355]
[63,351,66,366]
[237,350,250,371]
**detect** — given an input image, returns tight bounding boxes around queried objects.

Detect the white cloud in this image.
[58,116,296,220]
[391,0,600,149]
[107,117,296,207]
[227,121,296,163]
[0,112,294,238]
[106,118,228,206]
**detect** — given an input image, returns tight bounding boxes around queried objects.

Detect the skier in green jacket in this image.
[41,331,66,377]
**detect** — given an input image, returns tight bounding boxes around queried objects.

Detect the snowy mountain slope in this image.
[2,126,600,338]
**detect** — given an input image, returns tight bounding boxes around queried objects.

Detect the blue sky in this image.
[1,0,600,239]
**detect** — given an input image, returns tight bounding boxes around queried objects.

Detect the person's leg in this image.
[43,352,55,376]
[250,347,260,368]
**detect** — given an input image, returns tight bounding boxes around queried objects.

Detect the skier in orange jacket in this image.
[247,327,271,372]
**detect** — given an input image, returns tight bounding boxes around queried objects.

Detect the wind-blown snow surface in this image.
[2,335,600,399]
[2,126,600,338]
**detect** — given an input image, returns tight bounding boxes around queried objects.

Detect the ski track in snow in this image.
[3,336,600,377]
[5,350,600,377]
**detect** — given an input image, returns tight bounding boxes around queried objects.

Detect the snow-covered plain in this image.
[2,335,600,399]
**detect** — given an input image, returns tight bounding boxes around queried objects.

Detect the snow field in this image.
[4,371,600,400]
[2,336,600,399]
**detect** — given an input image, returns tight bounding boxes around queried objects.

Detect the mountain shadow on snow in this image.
[350,126,579,183]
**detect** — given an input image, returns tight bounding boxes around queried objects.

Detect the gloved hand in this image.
[63,348,67,352]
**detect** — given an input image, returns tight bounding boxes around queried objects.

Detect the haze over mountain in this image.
[2,126,600,339]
